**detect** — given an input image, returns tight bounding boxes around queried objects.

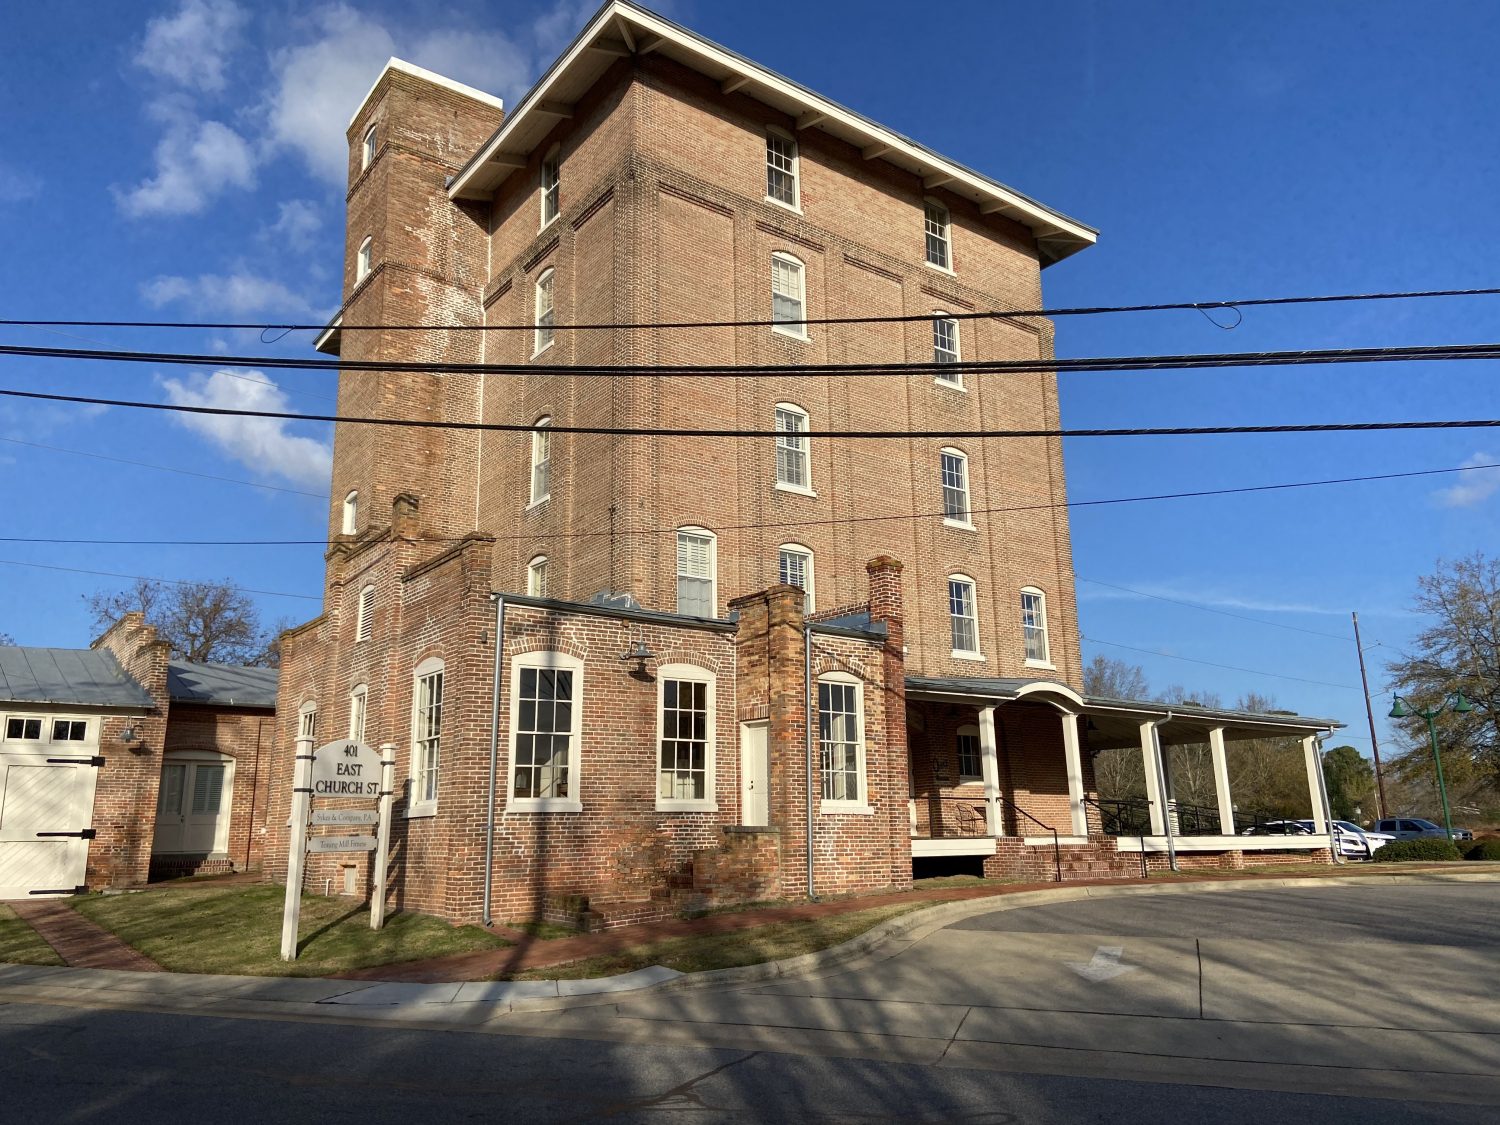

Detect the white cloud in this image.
[161,370,331,487]
[116,103,256,217]
[261,199,323,248]
[142,271,315,317]
[136,0,248,93]
[1078,579,1345,617]
[1434,453,1500,509]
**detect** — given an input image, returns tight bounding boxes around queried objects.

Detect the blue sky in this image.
[2,1,1498,762]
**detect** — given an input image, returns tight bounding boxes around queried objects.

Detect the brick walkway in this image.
[9,900,162,972]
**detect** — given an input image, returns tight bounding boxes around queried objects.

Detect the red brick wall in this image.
[157,705,274,875]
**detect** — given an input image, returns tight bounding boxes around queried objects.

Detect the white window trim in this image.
[342,490,359,535]
[160,751,237,858]
[956,723,982,783]
[818,671,871,815]
[764,126,801,214]
[675,525,717,618]
[770,252,809,341]
[923,197,954,274]
[655,663,718,812]
[777,543,815,612]
[532,267,556,357]
[932,313,964,388]
[361,125,376,170]
[773,401,814,495]
[949,573,984,659]
[939,447,974,530]
[527,555,549,597]
[409,657,443,817]
[506,651,584,813]
[528,416,552,507]
[297,700,318,741]
[348,684,368,743]
[355,584,375,643]
[540,144,561,229]
[356,236,372,283]
[1022,585,1055,669]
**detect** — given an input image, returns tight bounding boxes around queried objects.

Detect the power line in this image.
[2,458,1494,548]
[5,284,1500,334]
[5,384,1500,440]
[0,558,319,601]
[0,437,325,499]
[1078,577,1354,641]
[1082,635,1360,691]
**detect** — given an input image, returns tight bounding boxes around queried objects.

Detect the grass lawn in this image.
[72,884,508,977]
[506,901,931,981]
[0,905,64,966]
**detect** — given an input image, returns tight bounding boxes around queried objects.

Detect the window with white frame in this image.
[676,527,716,617]
[533,267,556,354]
[4,717,41,740]
[509,652,582,811]
[657,665,714,808]
[956,724,981,782]
[349,685,367,743]
[818,674,866,807]
[529,417,551,505]
[940,448,971,525]
[356,584,375,643]
[342,490,359,535]
[411,659,444,811]
[527,555,549,597]
[298,701,317,740]
[1022,586,1051,665]
[778,544,814,611]
[924,200,951,269]
[356,236,372,282]
[774,403,810,490]
[765,128,798,208]
[51,719,88,741]
[770,253,806,337]
[540,146,560,226]
[949,575,980,656]
[933,315,961,384]
[361,125,376,170]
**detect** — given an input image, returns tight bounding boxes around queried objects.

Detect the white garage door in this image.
[0,755,99,899]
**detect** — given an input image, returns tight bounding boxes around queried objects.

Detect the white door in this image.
[0,757,97,899]
[739,721,769,827]
[152,759,232,857]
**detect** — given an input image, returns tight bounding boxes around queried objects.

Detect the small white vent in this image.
[356,584,375,642]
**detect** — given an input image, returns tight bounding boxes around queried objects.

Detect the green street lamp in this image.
[1388,690,1473,842]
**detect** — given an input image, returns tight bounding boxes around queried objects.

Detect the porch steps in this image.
[1054,841,1141,881]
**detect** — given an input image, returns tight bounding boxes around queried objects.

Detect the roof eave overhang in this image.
[447,1,1096,265]
[313,315,342,356]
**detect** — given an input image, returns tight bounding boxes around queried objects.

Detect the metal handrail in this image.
[995,797,1061,882]
[1082,794,1148,879]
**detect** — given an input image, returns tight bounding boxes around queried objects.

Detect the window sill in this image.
[923,260,956,277]
[771,325,810,342]
[951,650,987,663]
[820,801,874,815]
[539,213,560,233]
[656,800,720,813]
[405,804,437,820]
[525,495,550,513]
[1024,659,1057,671]
[957,777,984,786]
[764,195,802,215]
[773,481,817,499]
[530,340,555,360]
[507,798,583,814]
[942,518,976,532]
[934,376,966,391]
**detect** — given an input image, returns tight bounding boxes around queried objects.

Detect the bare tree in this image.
[1083,655,1149,700]
[84,578,274,666]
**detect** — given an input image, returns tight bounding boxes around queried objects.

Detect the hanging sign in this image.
[311,809,379,827]
[308,835,377,853]
[310,740,382,798]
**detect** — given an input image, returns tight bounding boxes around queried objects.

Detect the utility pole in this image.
[1352,611,1388,820]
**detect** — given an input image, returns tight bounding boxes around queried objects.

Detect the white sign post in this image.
[280,738,391,960]
[370,742,396,931]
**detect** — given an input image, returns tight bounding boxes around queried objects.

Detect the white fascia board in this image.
[313,315,343,356]
[347,57,504,130]
[448,1,1096,257]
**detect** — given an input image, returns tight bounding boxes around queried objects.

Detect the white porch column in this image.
[1209,726,1235,836]
[1302,735,1328,833]
[1060,713,1088,837]
[978,705,1003,836]
[1139,721,1167,835]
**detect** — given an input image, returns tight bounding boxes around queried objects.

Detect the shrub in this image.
[1372,838,1462,863]
[1463,838,1500,861]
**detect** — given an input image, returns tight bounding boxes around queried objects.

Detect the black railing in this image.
[996,797,1061,883]
[1083,795,1148,879]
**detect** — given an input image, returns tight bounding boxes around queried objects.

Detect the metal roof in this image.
[0,647,155,709]
[167,661,279,709]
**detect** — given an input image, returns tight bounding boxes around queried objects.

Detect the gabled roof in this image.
[448,0,1096,265]
[0,647,154,709]
[168,661,278,709]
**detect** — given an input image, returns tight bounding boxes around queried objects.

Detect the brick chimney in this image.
[865,556,904,647]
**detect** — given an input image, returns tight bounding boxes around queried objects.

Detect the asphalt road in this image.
[2,882,1497,1121]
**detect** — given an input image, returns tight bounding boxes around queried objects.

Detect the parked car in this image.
[1240,820,1313,837]
[1374,817,1474,842]
[1293,819,1393,859]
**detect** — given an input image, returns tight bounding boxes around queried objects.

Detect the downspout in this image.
[804,621,816,901]
[1151,711,1178,873]
[482,592,506,926]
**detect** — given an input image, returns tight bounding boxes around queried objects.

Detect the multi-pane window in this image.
[298,703,317,740]
[356,236,372,282]
[676,529,716,617]
[512,664,574,801]
[540,147,560,226]
[356,584,375,643]
[413,663,443,807]
[349,685,367,743]
[819,678,863,803]
[775,404,810,489]
[941,449,971,524]
[933,315,961,383]
[765,129,798,207]
[770,253,806,336]
[530,417,551,504]
[1022,587,1051,664]
[361,125,376,170]
[527,555,549,597]
[533,268,556,354]
[778,545,814,611]
[659,676,709,802]
[949,576,980,655]
[957,728,981,781]
[4,718,41,740]
[924,200,951,269]
[52,720,87,741]
[342,490,358,535]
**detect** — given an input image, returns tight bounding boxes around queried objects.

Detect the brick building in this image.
[273,1,1338,928]
[0,615,276,898]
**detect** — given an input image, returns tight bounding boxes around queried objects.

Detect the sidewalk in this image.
[9,900,162,972]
